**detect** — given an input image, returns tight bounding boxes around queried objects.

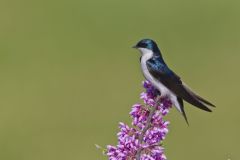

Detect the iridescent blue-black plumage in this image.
[134,39,215,123]
[146,57,215,111]
[134,39,162,56]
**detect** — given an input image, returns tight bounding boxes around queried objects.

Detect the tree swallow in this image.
[133,39,215,124]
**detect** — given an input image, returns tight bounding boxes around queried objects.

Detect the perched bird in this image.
[133,39,215,124]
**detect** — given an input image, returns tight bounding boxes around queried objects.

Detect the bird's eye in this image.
[141,43,147,48]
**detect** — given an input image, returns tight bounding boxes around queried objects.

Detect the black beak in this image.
[132,45,137,49]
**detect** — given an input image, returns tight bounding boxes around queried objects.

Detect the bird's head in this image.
[133,39,161,56]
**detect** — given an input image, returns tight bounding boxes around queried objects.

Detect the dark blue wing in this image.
[146,58,213,112]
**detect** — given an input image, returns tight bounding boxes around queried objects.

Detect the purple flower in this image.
[130,104,149,129]
[143,126,168,145]
[106,81,172,160]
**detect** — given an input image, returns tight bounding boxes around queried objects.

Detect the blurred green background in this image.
[0,0,239,159]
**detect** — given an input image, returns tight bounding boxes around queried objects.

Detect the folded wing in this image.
[146,59,215,112]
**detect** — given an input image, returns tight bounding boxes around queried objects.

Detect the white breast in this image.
[139,48,171,96]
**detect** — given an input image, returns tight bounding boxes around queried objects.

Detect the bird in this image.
[133,39,215,124]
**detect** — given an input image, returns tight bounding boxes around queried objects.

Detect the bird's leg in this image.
[158,94,164,102]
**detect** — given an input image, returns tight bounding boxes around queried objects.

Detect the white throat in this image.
[138,48,154,60]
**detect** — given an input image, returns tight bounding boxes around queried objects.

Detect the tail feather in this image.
[177,97,189,125]
[182,83,215,109]
[194,94,215,107]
